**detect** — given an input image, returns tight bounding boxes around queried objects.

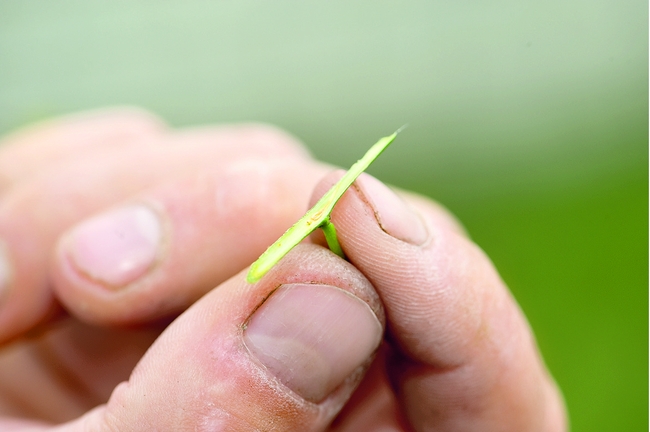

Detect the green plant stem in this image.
[319,218,345,259]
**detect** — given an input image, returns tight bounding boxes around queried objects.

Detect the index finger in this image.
[310,172,567,432]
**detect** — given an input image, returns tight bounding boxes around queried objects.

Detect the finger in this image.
[0,107,166,189]
[51,158,330,325]
[0,125,310,344]
[1,244,385,431]
[0,319,159,423]
[310,172,567,432]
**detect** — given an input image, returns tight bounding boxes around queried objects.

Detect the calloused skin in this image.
[0,108,567,431]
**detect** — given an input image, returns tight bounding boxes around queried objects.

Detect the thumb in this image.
[31,244,384,432]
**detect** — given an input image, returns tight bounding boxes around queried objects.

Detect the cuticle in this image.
[242,282,381,332]
[242,283,283,330]
[242,281,329,330]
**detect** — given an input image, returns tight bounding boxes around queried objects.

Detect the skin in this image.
[0,108,567,431]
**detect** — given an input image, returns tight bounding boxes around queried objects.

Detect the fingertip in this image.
[398,189,470,239]
[352,174,429,246]
[0,227,57,345]
[243,282,382,402]
[51,208,170,326]
[61,204,164,290]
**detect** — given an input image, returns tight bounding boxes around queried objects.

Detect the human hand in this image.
[0,109,566,431]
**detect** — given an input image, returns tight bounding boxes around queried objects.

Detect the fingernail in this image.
[356,173,428,245]
[243,283,382,402]
[66,205,162,288]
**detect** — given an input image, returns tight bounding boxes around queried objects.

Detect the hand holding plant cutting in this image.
[247,127,403,283]
[0,109,566,431]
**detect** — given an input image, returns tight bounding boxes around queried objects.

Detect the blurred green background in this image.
[0,1,647,430]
